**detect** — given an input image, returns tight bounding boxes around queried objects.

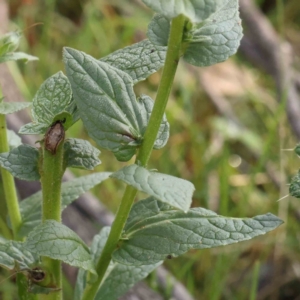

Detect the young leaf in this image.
[183,0,243,67]
[137,95,169,149]
[24,220,95,273]
[141,0,224,23]
[19,122,49,135]
[64,138,101,170]
[147,14,170,46]
[74,227,162,300]
[100,39,166,84]
[19,72,76,135]
[112,197,283,266]
[7,129,22,149]
[289,170,300,198]
[0,31,21,56]
[0,240,38,271]
[0,52,38,64]
[0,102,31,114]
[110,165,195,212]
[18,172,111,238]
[31,71,73,125]
[0,144,40,181]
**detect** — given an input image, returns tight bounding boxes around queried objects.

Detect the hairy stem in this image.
[40,140,65,300]
[81,14,187,300]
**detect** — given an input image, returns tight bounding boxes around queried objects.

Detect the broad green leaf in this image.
[19,72,78,135]
[0,31,21,56]
[7,129,22,149]
[18,172,111,238]
[29,285,61,295]
[100,39,166,84]
[141,0,223,23]
[0,240,38,271]
[74,227,162,300]
[64,138,101,170]
[64,47,142,161]
[19,122,49,135]
[137,95,169,149]
[289,170,300,198]
[147,14,170,46]
[183,0,243,67]
[24,220,95,273]
[0,52,38,64]
[0,144,40,181]
[31,71,73,125]
[110,165,194,212]
[0,101,31,114]
[112,197,283,266]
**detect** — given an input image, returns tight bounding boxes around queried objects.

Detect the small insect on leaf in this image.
[44,120,65,154]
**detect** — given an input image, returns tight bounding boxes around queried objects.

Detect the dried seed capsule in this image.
[44,120,65,154]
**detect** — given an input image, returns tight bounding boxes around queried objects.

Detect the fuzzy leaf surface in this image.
[289,170,300,198]
[142,0,223,23]
[0,52,38,64]
[111,165,194,212]
[32,71,73,124]
[74,227,162,300]
[0,31,21,56]
[183,0,242,66]
[0,102,31,114]
[137,95,169,149]
[112,197,283,266]
[0,144,40,181]
[100,39,166,83]
[0,240,38,271]
[18,172,111,238]
[64,138,101,170]
[19,72,77,135]
[25,220,95,273]
[7,129,22,149]
[147,14,170,46]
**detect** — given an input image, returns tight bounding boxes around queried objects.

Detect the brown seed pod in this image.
[44,120,65,154]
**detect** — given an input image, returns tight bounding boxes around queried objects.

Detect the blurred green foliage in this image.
[3,0,300,299]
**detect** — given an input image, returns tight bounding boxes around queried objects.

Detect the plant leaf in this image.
[0,102,31,114]
[0,144,40,181]
[64,138,101,170]
[183,0,243,67]
[24,220,95,273]
[7,129,22,149]
[137,95,169,149]
[0,52,38,64]
[0,31,21,56]
[289,170,300,198]
[31,71,73,125]
[19,122,49,135]
[100,39,166,84]
[64,48,142,161]
[141,0,224,23]
[113,197,283,266]
[18,172,111,238]
[74,227,162,300]
[0,240,38,271]
[147,14,170,46]
[110,165,194,212]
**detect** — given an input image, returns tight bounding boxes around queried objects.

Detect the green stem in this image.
[0,114,22,238]
[40,141,65,300]
[81,14,187,300]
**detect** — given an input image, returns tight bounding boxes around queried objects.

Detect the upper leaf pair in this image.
[0,31,38,64]
[147,0,243,67]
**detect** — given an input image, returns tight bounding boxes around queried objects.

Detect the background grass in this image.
[2,0,300,299]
